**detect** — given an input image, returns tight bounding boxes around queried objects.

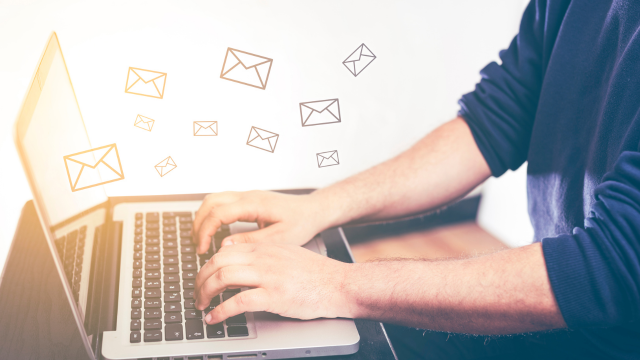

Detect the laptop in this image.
[12,32,359,360]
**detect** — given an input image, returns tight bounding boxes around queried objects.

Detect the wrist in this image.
[306,189,348,230]
[334,262,366,319]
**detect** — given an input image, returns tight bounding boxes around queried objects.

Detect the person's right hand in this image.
[192,191,328,254]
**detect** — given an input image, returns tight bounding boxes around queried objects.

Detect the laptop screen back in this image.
[13,33,109,356]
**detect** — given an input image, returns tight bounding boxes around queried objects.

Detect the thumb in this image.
[220,224,282,247]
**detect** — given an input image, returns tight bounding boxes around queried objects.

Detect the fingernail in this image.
[205,313,213,324]
[221,238,233,247]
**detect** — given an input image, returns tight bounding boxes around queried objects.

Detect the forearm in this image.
[310,117,491,229]
[340,243,566,334]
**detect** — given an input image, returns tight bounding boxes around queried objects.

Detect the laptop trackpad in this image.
[229,222,327,256]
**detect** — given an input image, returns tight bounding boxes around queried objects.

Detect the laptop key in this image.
[134,243,142,251]
[145,262,161,270]
[144,330,162,342]
[145,238,159,245]
[133,269,142,278]
[133,252,142,260]
[164,248,178,256]
[144,320,162,330]
[145,271,161,280]
[185,319,204,340]
[184,290,194,299]
[165,312,182,323]
[135,212,143,220]
[164,283,180,293]
[180,231,192,239]
[227,326,249,337]
[163,256,178,265]
[165,292,181,302]
[131,320,141,331]
[184,299,195,309]
[163,240,177,248]
[182,254,196,262]
[145,299,162,308]
[164,274,180,283]
[182,271,196,280]
[165,303,181,312]
[134,227,143,235]
[132,289,142,298]
[146,245,160,253]
[183,280,195,289]
[179,216,192,222]
[146,212,159,222]
[133,260,142,269]
[131,299,142,309]
[180,238,193,246]
[145,309,162,319]
[181,246,195,254]
[163,218,176,225]
[146,254,160,262]
[163,226,177,233]
[180,223,192,230]
[163,234,177,241]
[185,310,202,319]
[145,290,161,298]
[182,262,197,271]
[134,235,143,243]
[226,313,246,326]
[206,322,225,338]
[146,230,160,237]
[132,279,142,288]
[131,309,142,319]
[164,265,179,274]
[145,280,161,288]
[146,222,159,230]
[130,331,141,343]
[165,323,183,341]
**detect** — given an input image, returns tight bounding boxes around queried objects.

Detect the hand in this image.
[192,191,328,254]
[193,243,353,324]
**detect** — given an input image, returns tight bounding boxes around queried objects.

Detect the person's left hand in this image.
[194,243,354,324]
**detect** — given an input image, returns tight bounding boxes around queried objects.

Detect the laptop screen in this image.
[14,33,110,354]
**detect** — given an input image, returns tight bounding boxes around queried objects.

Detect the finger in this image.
[205,288,269,324]
[195,252,254,299]
[197,203,260,254]
[193,192,239,236]
[195,265,262,310]
[216,243,258,254]
[220,224,283,247]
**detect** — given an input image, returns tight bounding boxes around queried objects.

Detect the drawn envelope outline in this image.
[193,121,218,136]
[134,115,155,132]
[63,144,125,192]
[343,43,376,77]
[317,150,340,168]
[220,48,273,90]
[246,126,279,153]
[125,67,167,99]
[155,156,177,177]
[300,99,341,127]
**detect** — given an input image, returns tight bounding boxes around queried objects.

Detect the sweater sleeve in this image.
[458,0,560,177]
[542,151,640,328]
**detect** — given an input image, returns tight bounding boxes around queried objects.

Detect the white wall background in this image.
[0,0,532,269]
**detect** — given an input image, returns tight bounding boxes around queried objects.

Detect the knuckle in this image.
[216,268,228,284]
[234,293,249,308]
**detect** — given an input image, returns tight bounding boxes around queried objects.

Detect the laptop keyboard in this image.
[55,225,87,303]
[130,212,250,343]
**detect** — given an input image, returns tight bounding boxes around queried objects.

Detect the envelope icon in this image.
[63,144,125,192]
[155,156,177,177]
[220,48,273,90]
[134,115,155,132]
[193,121,218,136]
[246,126,279,153]
[125,67,167,99]
[343,43,376,77]
[300,99,341,127]
[317,150,340,168]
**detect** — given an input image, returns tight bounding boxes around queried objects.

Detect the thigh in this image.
[384,323,595,360]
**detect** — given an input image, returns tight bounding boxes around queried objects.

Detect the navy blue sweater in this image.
[459,0,640,357]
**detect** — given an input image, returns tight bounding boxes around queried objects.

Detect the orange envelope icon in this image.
[246,126,279,153]
[125,67,167,99]
[134,115,155,132]
[220,48,273,90]
[317,150,340,168]
[343,43,376,77]
[63,144,125,192]
[300,99,341,127]
[193,121,218,136]
[155,156,177,177]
